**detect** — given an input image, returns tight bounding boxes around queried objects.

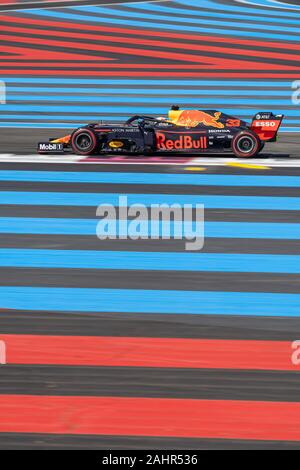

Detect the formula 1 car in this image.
[38,108,284,158]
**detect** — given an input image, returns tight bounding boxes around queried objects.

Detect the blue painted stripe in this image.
[128,1,300,23]
[1,249,300,273]
[237,0,300,11]
[74,5,300,33]
[0,218,299,239]
[5,115,297,121]
[177,0,300,18]
[0,123,82,129]
[0,218,97,235]
[5,96,293,106]
[0,286,299,316]
[6,88,294,96]
[0,116,111,121]
[2,123,295,131]
[1,112,300,121]
[2,79,293,87]
[0,114,293,121]
[22,9,300,41]
[0,105,172,113]
[0,171,299,188]
[0,192,299,211]
[0,105,295,116]
[269,127,300,132]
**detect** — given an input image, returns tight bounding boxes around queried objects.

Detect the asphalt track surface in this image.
[1,128,300,157]
[1,0,300,451]
[0,0,153,12]
[0,156,300,449]
[1,0,300,131]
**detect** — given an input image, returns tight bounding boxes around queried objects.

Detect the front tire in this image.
[71,128,98,155]
[231,131,261,158]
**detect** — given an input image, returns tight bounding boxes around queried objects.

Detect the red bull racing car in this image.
[38,108,284,158]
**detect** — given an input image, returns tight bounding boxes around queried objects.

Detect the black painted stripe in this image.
[1,180,299,197]
[1,432,300,450]
[0,234,299,254]
[0,0,151,12]
[0,268,298,293]
[0,161,300,176]
[1,205,299,223]
[0,365,299,402]
[1,310,300,340]
[8,432,300,450]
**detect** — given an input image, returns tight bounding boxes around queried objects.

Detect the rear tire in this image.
[232,131,261,158]
[71,128,98,155]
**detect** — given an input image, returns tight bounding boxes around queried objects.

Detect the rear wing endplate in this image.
[251,112,284,142]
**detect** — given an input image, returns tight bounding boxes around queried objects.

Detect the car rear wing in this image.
[250,112,284,142]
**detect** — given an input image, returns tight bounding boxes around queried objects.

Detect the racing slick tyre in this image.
[231,131,261,158]
[71,128,98,155]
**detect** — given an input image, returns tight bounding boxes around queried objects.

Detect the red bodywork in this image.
[251,115,283,141]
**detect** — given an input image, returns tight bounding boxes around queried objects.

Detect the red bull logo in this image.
[51,135,71,144]
[156,132,207,150]
[169,110,224,129]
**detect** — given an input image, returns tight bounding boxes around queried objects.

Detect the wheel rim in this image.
[74,132,93,151]
[236,136,255,154]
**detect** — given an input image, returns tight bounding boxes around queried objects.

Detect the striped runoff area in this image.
[1,162,300,449]
[0,0,300,130]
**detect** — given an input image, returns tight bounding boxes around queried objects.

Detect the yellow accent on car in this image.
[109,140,124,148]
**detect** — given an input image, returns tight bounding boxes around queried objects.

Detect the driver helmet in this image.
[169,105,181,123]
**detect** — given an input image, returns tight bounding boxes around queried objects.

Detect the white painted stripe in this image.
[0,154,299,167]
[190,157,300,167]
[0,154,82,163]
[236,0,300,11]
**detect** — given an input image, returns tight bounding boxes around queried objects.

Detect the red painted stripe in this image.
[0,70,298,77]
[1,23,298,63]
[0,63,291,69]
[1,14,299,52]
[0,44,113,63]
[1,33,296,70]
[0,42,113,62]
[0,63,296,70]
[1,395,300,440]
[1,335,296,371]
